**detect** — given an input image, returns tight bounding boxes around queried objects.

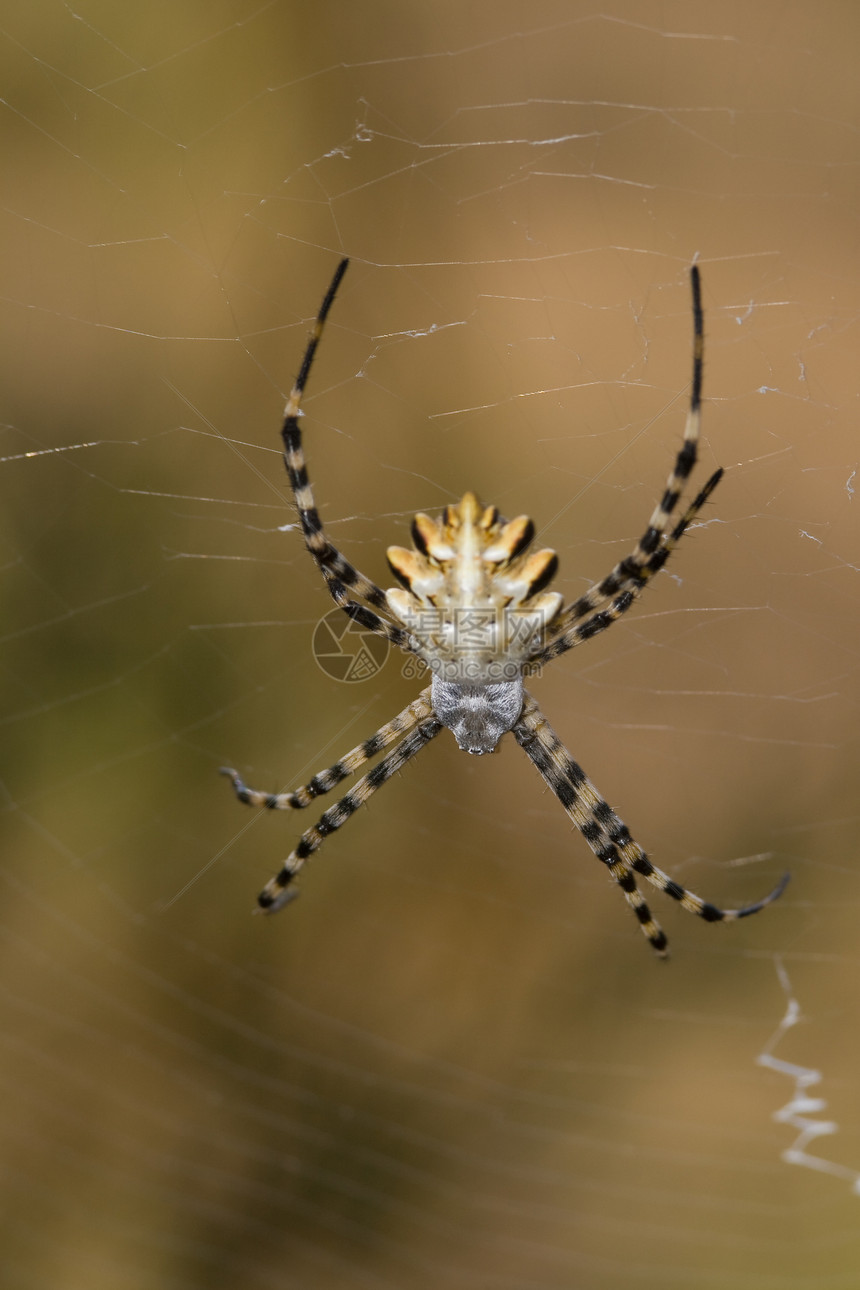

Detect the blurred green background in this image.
[1,2,858,1287]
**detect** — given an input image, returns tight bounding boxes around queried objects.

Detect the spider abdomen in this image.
[385,491,563,681]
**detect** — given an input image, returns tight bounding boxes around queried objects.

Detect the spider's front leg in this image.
[220,690,433,811]
[513,691,787,955]
[513,697,669,955]
[257,713,443,913]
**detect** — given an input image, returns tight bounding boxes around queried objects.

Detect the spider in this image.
[221,259,787,956]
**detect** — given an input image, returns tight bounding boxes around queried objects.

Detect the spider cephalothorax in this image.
[221,259,787,954]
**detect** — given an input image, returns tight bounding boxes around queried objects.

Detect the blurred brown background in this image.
[1,2,858,1287]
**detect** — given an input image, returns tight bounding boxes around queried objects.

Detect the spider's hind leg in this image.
[281,259,412,651]
[532,266,715,669]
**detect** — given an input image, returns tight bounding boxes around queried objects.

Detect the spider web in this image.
[1,2,858,1287]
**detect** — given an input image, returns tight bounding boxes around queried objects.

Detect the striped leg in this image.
[257,712,443,913]
[221,689,433,810]
[532,266,712,666]
[533,466,722,666]
[513,691,787,956]
[513,693,668,953]
[282,258,412,651]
